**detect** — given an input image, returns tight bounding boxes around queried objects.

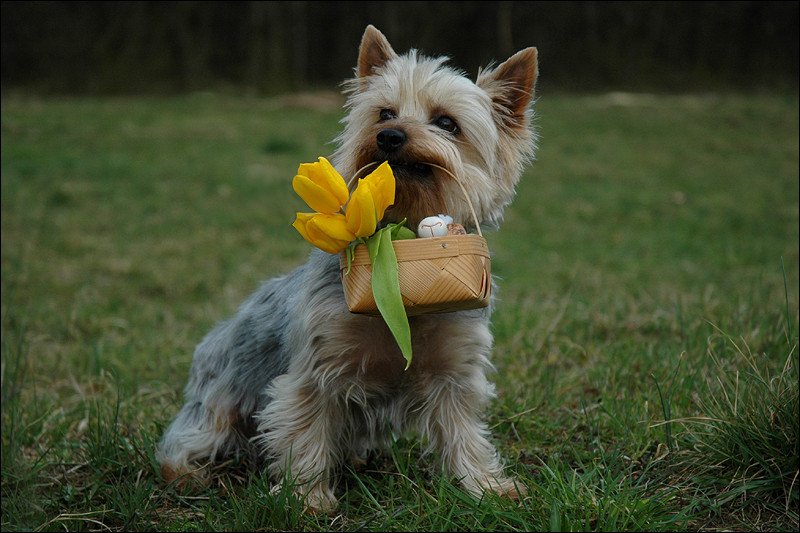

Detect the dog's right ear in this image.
[357,25,398,78]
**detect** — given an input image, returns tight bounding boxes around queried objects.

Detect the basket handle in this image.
[347,161,483,237]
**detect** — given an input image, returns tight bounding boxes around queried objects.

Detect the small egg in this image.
[417,216,449,238]
[446,223,466,235]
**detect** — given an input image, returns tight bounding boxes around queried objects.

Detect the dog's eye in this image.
[379,109,396,122]
[434,115,459,134]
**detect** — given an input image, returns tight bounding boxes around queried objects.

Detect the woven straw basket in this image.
[339,164,492,316]
[339,233,491,316]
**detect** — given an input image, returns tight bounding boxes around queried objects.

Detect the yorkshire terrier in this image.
[157,25,538,512]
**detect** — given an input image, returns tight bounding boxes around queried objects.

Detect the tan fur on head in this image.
[332,26,538,231]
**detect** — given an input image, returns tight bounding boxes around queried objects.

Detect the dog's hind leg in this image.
[157,396,252,487]
[157,333,259,487]
[157,276,296,487]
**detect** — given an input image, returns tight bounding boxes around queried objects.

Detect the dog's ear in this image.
[478,48,538,127]
[357,25,398,78]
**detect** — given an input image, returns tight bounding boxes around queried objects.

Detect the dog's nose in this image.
[376,128,407,153]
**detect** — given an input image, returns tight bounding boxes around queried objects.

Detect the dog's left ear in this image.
[478,48,538,127]
[357,25,398,78]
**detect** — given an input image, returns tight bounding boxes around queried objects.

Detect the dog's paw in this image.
[465,475,527,501]
[270,481,338,514]
[349,449,369,469]
[488,476,527,501]
[160,462,210,492]
[303,485,338,514]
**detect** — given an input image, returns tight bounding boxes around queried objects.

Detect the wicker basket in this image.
[339,233,491,316]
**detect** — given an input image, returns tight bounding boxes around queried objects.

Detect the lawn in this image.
[2,91,798,531]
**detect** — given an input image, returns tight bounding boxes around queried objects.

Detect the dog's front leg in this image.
[256,372,343,513]
[419,364,524,501]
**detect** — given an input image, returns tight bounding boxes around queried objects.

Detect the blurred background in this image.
[2,0,798,96]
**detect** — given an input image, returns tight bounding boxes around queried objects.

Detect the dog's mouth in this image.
[353,154,450,228]
[379,161,434,182]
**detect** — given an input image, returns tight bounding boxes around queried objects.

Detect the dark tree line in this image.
[2,1,797,95]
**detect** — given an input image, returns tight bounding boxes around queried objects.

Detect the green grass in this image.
[2,91,798,531]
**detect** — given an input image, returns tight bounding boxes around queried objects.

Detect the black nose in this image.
[376,128,407,153]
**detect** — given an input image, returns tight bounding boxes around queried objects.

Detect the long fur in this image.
[157,25,538,512]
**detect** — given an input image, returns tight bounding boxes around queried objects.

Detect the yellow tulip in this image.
[361,161,395,221]
[291,159,397,253]
[292,212,355,254]
[292,157,350,214]
[344,162,396,237]
[346,179,378,238]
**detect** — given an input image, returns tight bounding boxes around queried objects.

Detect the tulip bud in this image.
[292,157,350,214]
[293,212,355,254]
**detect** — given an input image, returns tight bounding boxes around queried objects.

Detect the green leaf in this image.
[388,221,416,241]
[343,242,356,275]
[366,227,413,369]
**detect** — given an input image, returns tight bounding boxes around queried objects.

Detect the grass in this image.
[2,90,798,531]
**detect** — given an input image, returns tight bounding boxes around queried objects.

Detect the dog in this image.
[157,24,538,512]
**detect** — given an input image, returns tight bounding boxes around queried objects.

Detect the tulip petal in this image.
[308,157,350,205]
[362,161,395,221]
[293,157,350,214]
[346,179,378,238]
[293,212,354,254]
[292,212,318,247]
[292,176,342,214]
[308,212,354,241]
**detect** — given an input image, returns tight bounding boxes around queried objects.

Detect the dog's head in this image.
[330,25,538,231]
